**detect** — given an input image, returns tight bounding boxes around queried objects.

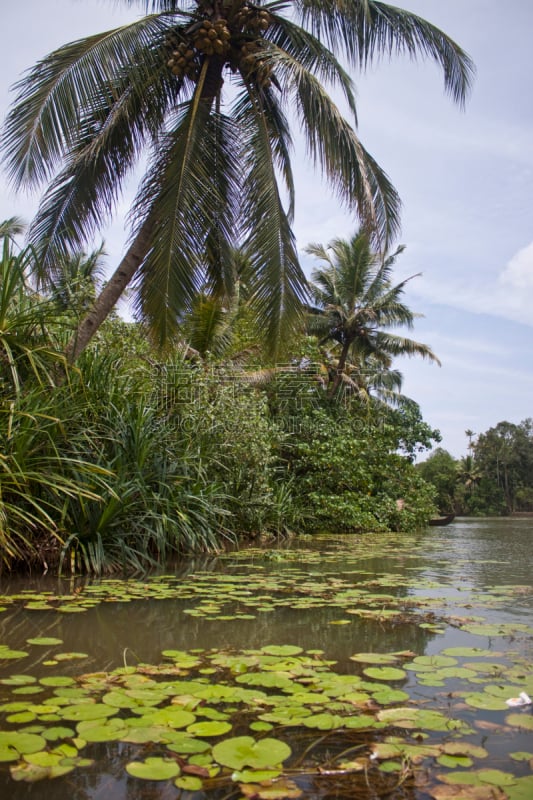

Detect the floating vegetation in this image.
[0,529,531,797]
[0,642,530,795]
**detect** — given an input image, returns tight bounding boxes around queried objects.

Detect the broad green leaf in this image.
[212,736,291,769]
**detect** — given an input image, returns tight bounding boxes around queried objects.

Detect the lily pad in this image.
[212,736,291,769]
[186,720,232,737]
[349,652,399,664]
[26,637,64,646]
[506,713,533,731]
[61,703,117,721]
[261,646,303,657]
[363,666,406,681]
[126,757,181,781]
[0,731,46,760]
[0,646,29,660]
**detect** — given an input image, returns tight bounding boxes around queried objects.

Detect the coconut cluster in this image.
[165,6,273,87]
[234,6,271,34]
[193,18,232,57]
[167,41,199,81]
[236,40,273,88]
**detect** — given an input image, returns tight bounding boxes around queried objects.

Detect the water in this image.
[0,518,531,799]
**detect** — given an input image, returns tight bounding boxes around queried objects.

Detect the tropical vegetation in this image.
[0,0,478,573]
[0,222,443,574]
[418,420,533,516]
[2,0,473,362]
[305,230,440,398]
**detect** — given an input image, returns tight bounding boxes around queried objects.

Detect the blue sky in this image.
[1,0,531,458]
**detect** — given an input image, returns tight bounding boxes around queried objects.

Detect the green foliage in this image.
[418,420,533,516]
[0,229,442,573]
[473,420,533,513]
[0,239,67,395]
[417,448,458,513]
[283,404,437,533]
[2,0,473,358]
[305,230,440,401]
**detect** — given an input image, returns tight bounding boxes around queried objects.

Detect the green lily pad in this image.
[26,637,64,646]
[442,647,500,658]
[261,646,303,657]
[437,754,473,768]
[54,652,88,661]
[439,769,517,787]
[463,693,509,711]
[302,713,345,730]
[126,757,181,781]
[213,736,291,769]
[42,727,75,741]
[0,732,46,758]
[477,769,517,787]
[506,776,533,800]
[186,720,232,737]
[61,703,117,721]
[0,646,29,660]
[0,674,37,686]
[363,666,406,681]
[371,688,409,704]
[441,742,488,759]
[175,775,203,791]
[141,707,196,729]
[412,655,458,667]
[77,718,127,742]
[349,652,399,664]
[166,736,211,754]
[250,721,274,732]
[237,769,283,782]
[506,713,533,730]
[510,751,533,761]
[39,676,76,687]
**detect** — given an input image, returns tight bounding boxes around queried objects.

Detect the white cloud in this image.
[500,241,533,290]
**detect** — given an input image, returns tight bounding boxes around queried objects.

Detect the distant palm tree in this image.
[3,0,473,361]
[47,245,107,315]
[306,230,441,396]
[465,428,476,451]
[0,216,26,243]
[458,453,482,497]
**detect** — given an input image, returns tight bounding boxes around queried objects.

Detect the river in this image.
[0,517,531,799]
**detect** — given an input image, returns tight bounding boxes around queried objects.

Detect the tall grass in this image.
[58,361,234,574]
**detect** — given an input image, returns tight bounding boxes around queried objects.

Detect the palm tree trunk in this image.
[329,340,351,397]
[65,218,154,364]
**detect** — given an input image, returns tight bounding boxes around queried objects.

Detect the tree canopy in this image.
[2,0,473,360]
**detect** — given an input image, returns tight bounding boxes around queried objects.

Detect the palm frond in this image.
[26,35,183,279]
[273,50,401,244]
[0,217,26,241]
[133,89,240,347]
[268,13,358,120]
[234,88,308,357]
[373,332,441,364]
[296,0,474,105]
[2,13,181,190]
[185,295,236,358]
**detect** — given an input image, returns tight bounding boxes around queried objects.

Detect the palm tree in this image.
[306,230,441,397]
[2,0,473,362]
[46,245,107,315]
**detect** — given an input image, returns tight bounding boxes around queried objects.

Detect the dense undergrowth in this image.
[0,240,439,575]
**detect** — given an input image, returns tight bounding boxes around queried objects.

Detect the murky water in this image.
[0,517,531,799]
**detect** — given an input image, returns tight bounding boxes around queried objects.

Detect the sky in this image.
[0,0,532,458]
